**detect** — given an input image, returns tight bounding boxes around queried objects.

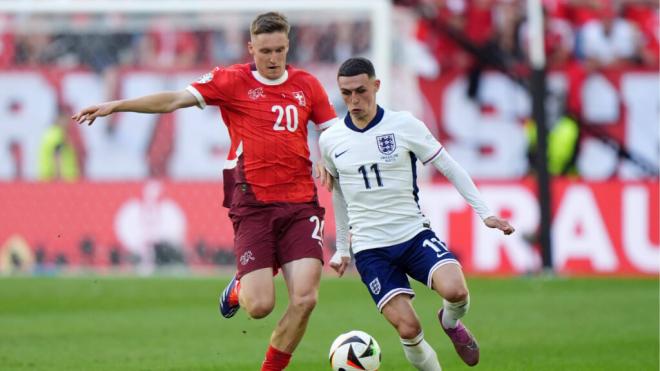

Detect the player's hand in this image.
[329,251,351,277]
[484,216,515,235]
[315,162,334,192]
[72,101,118,126]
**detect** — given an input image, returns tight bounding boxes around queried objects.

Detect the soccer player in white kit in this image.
[320,57,515,370]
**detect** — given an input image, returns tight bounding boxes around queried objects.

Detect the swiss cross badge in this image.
[292,91,306,107]
[248,87,265,100]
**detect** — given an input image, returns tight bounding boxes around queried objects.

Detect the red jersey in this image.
[187,63,337,207]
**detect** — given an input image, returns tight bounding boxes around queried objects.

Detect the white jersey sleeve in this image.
[402,114,492,220]
[432,149,493,220]
[403,114,444,164]
[319,129,349,254]
[332,179,350,255]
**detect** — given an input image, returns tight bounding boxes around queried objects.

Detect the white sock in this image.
[400,331,442,371]
[441,295,470,329]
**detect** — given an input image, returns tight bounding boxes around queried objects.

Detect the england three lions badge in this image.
[376,134,396,155]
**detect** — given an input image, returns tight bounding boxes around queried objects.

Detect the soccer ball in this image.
[328,330,381,371]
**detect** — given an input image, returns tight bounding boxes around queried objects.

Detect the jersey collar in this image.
[344,105,384,133]
[250,63,289,85]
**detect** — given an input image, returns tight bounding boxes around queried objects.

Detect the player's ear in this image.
[374,79,381,92]
[247,41,254,56]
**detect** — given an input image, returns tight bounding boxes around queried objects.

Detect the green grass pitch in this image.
[1,275,657,370]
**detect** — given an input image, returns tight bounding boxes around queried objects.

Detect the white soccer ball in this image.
[328,330,381,371]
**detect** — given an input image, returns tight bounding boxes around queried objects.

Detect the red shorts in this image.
[229,202,325,279]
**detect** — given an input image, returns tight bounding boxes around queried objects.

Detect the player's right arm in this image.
[308,74,338,192]
[72,90,198,126]
[329,179,351,277]
[319,131,351,276]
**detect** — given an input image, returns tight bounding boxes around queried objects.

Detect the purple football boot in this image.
[438,308,480,366]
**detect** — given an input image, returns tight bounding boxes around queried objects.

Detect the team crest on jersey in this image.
[292,91,306,107]
[196,71,214,84]
[240,251,255,266]
[369,278,381,295]
[248,87,266,100]
[376,134,397,155]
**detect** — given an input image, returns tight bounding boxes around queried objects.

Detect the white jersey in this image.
[319,106,444,253]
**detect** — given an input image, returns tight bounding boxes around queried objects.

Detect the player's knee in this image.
[395,319,422,340]
[290,292,318,314]
[444,286,469,303]
[245,299,275,319]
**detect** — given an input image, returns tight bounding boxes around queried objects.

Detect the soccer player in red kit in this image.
[72,12,337,371]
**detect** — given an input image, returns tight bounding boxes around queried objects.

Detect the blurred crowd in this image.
[1,1,657,182]
[0,0,656,81]
[396,0,659,179]
[0,13,371,72]
[401,0,658,72]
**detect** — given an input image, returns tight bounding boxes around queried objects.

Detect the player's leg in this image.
[354,242,442,371]
[238,268,276,318]
[261,203,325,370]
[404,229,479,366]
[431,263,470,328]
[220,267,276,319]
[381,295,442,371]
[219,206,277,319]
[430,253,479,366]
[261,258,322,371]
[275,257,322,350]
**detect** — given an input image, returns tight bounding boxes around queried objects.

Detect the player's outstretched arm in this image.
[72,90,198,126]
[432,149,491,217]
[432,149,515,235]
[484,216,515,235]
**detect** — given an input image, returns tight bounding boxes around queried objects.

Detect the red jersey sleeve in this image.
[307,76,337,129]
[187,66,236,108]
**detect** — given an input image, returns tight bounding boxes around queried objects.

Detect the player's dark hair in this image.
[251,12,290,36]
[337,57,376,79]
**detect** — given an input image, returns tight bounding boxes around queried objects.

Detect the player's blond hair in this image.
[250,12,290,36]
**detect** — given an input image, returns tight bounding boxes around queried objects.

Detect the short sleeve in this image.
[307,76,337,129]
[187,66,234,109]
[405,114,444,165]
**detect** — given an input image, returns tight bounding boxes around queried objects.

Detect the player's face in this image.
[248,32,289,80]
[337,74,380,125]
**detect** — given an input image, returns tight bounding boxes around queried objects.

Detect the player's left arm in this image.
[308,75,337,131]
[314,121,338,191]
[315,162,334,192]
[431,150,515,235]
[404,113,514,235]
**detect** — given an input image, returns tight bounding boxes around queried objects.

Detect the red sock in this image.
[261,345,292,371]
